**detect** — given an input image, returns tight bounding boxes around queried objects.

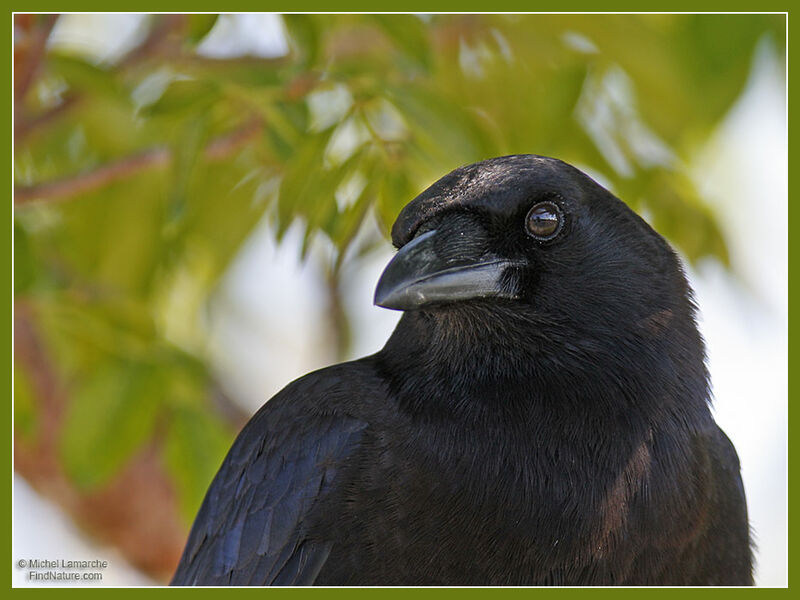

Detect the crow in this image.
[171,154,752,586]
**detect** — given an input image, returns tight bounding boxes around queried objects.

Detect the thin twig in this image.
[117,14,185,68]
[15,148,171,206]
[15,93,78,144]
[324,265,353,362]
[14,117,262,206]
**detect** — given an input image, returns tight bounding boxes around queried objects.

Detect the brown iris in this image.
[525,201,563,240]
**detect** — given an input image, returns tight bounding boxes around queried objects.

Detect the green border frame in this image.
[6,5,791,595]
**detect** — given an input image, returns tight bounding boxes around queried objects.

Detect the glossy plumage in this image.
[172,155,752,586]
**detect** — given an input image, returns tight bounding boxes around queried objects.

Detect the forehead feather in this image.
[390,155,586,247]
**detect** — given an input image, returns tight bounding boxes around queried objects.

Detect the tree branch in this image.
[14,14,59,104]
[15,148,171,206]
[117,14,186,68]
[14,93,79,143]
[14,117,262,206]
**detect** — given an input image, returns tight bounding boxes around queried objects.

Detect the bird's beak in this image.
[374,230,521,311]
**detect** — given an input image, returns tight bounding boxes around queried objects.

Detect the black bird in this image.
[171,155,752,586]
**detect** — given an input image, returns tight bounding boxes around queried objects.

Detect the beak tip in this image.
[373,285,387,308]
[373,289,402,311]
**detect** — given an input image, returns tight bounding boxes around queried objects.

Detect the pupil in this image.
[529,205,558,236]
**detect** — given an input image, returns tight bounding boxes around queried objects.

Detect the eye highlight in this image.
[525,201,563,241]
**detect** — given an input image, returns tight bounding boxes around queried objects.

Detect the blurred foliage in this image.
[13,14,785,526]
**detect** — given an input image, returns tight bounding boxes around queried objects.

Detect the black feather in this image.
[171,155,752,586]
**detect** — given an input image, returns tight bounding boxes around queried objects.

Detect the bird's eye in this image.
[525,201,563,241]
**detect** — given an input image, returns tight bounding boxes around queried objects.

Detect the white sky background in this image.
[14,14,787,587]
[689,40,787,587]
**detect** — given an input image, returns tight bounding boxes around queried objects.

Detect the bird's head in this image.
[375,155,704,368]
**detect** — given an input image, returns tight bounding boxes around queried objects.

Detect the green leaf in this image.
[51,168,169,295]
[47,53,127,103]
[389,85,490,169]
[276,129,335,240]
[143,79,221,118]
[162,405,234,523]
[370,15,432,72]
[14,364,38,442]
[376,166,417,236]
[164,116,212,237]
[638,169,729,265]
[327,158,380,253]
[283,15,320,68]
[258,101,306,160]
[59,362,162,489]
[181,160,273,283]
[186,14,218,44]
